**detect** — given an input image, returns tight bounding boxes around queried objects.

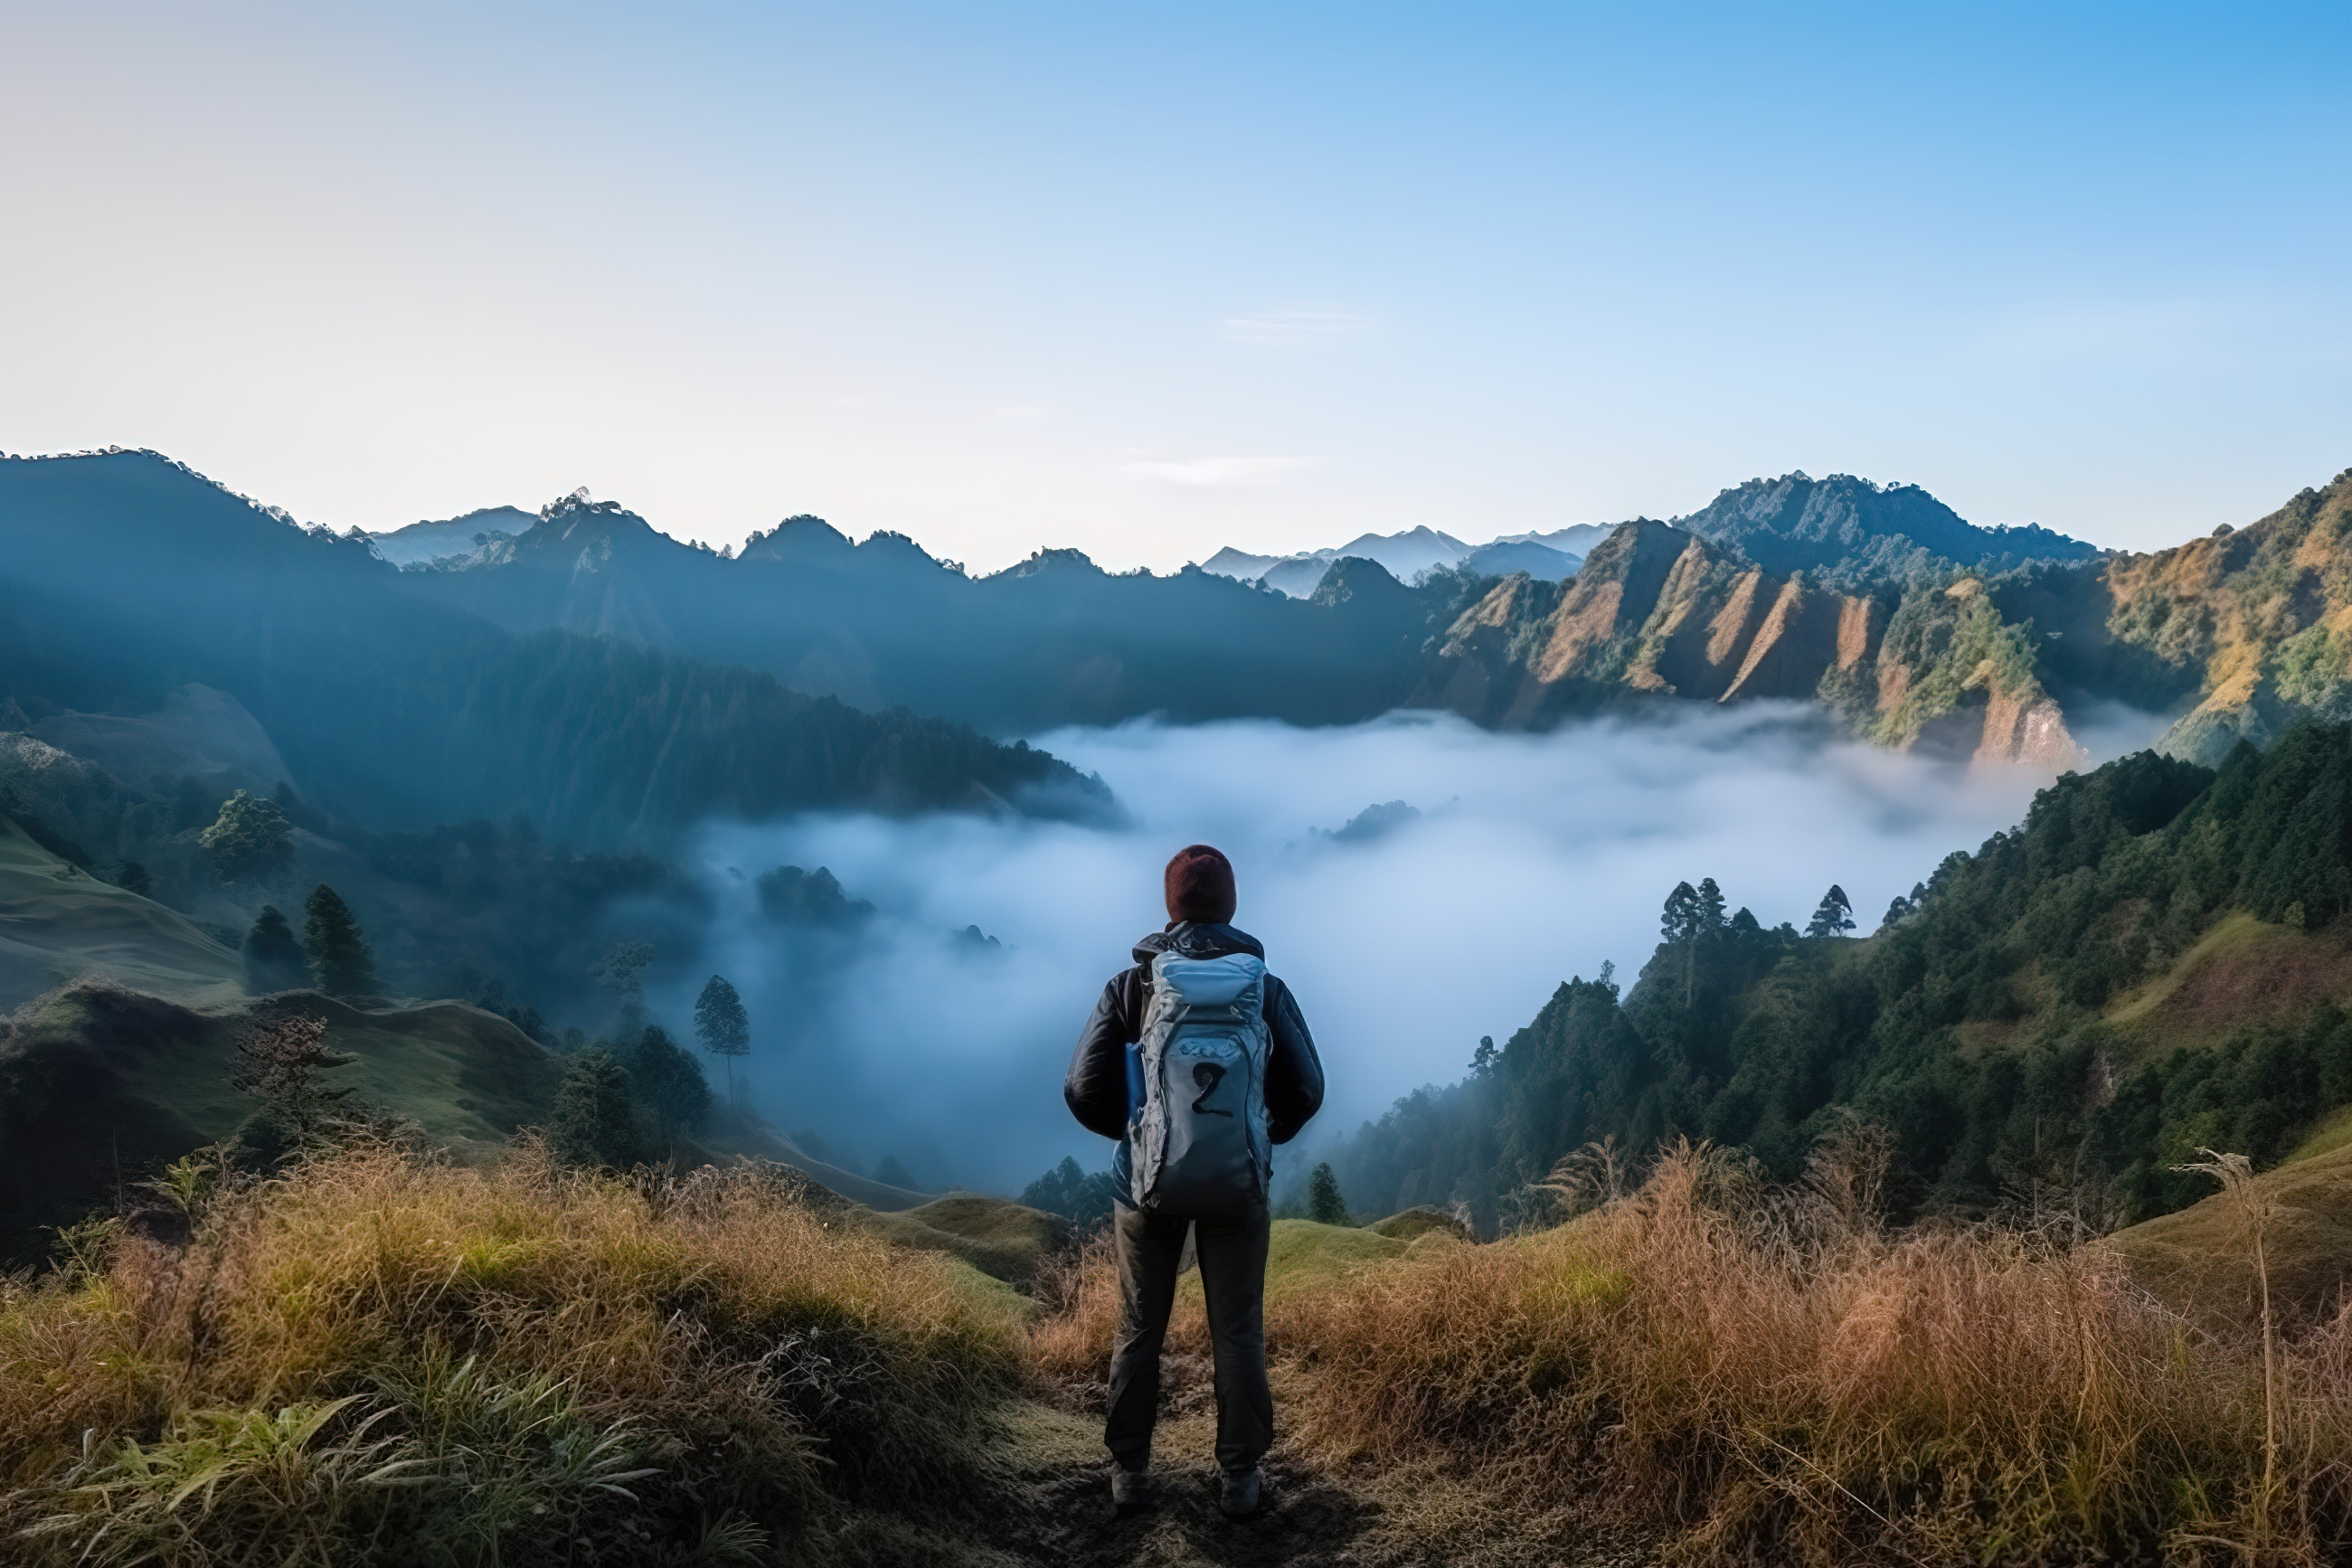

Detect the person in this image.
[1063,844,1325,1520]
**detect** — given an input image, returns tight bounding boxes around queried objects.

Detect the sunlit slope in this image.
[2101,910,2352,1053]
[2116,1139,2352,1328]
[0,818,243,1010]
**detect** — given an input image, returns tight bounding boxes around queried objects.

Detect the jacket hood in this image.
[1133,921,1264,966]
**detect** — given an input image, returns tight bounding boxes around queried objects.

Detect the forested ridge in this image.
[1327,722,2352,1231]
[0,451,1100,841]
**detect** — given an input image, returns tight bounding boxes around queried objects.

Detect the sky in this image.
[4,2,2349,572]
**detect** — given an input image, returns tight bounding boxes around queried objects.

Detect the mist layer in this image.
[675,704,2154,1192]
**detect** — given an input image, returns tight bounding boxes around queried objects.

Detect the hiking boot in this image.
[1110,1465,1154,1512]
[1218,1466,1262,1519]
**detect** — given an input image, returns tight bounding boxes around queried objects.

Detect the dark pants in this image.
[1105,1200,1273,1475]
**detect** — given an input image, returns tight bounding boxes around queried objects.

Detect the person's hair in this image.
[1164,844,1237,925]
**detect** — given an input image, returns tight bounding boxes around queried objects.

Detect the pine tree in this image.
[617,1024,711,1155]
[242,905,309,992]
[1660,882,1701,945]
[1696,877,1728,931]
[1806,884,1856,938]
[693,975,751,1101]
[116,861,152,899]
[1469,1034,1498,1077]
[1662,881,1708,1006]
[231,1010,356,1153]
[303,884,378,999]
[199,790,295,883]
[1019,1155,1119,1229]
[593,941,656,1034]
[1307,1162,1350,1225]
[546,1051,642,1170]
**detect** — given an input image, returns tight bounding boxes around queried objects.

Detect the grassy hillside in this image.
[0,979,561,1257]
[0,819,242,1011]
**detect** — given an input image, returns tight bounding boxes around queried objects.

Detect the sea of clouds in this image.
[660,704,2162,1194]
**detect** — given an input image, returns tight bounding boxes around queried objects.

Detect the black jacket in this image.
[1063,921,1325,1147]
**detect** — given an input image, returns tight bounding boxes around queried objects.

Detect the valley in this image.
[8,448,2352,1562]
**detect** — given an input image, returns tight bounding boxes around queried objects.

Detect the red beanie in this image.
[1164,844,1237,925]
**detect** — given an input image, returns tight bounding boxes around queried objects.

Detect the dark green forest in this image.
[1321,723,2352,1233]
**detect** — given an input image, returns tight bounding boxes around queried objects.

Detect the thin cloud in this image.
[992,403,1048,421]
[1221,304,1365,348]
[1121,454,1312,487]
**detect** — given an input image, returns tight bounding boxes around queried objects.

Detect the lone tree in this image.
[1317,1166,1355,1222]
[592,941,656,1034]
[116,861,152,899]
[1307,1162,1350,1226]
[546,1050,641,1170]
[241,905,309,992]
[232,1010,356,1153]
[303,884,378,998]
[693,975,751,1101]
[199,790,295,883]
[1661,880,1721,1005]
[1806,884,1856,939]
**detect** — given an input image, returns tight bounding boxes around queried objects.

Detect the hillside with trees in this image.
[1319,722,2352,1233]
[0,451,1105,845]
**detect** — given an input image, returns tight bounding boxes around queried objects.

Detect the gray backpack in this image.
[1129,950,1273,1219]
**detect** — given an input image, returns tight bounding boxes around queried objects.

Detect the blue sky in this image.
[3,2,2347,569]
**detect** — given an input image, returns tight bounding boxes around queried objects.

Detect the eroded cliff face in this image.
[1412,521,2084,766]
[2100,468,2352,762]
[1411,466,2352,767]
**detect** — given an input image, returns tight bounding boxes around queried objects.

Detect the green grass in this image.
[856,1195,1073,1289]
[0,979,562,1261]
[1366,1205,1475,1242]
[2113,1137,2352,1329]
[0,820,243,1012]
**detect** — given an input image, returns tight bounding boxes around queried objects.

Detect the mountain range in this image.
[26,451,2352,790]
[0,452,1100,845]
[1195,523,1609,596]
[1422,468,2352,767]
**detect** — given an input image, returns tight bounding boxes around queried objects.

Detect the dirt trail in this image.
[992,1403,1658,1568]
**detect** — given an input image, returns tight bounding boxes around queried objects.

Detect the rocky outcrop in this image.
[1412,519,2094,765]
[2097,468,2352,763]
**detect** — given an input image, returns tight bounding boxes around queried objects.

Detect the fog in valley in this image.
[654,704,2163,1195]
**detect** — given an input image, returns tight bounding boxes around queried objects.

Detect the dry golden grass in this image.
[0,1138,1025,1565]
[22,1133,2352,1565]
[1256,1142,2352,1563]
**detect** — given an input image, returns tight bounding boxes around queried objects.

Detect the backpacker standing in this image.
[1063,844,1325,1520]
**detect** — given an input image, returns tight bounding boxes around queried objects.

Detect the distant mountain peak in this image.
[996,546,1103,580]
[1671,472,2097,582]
